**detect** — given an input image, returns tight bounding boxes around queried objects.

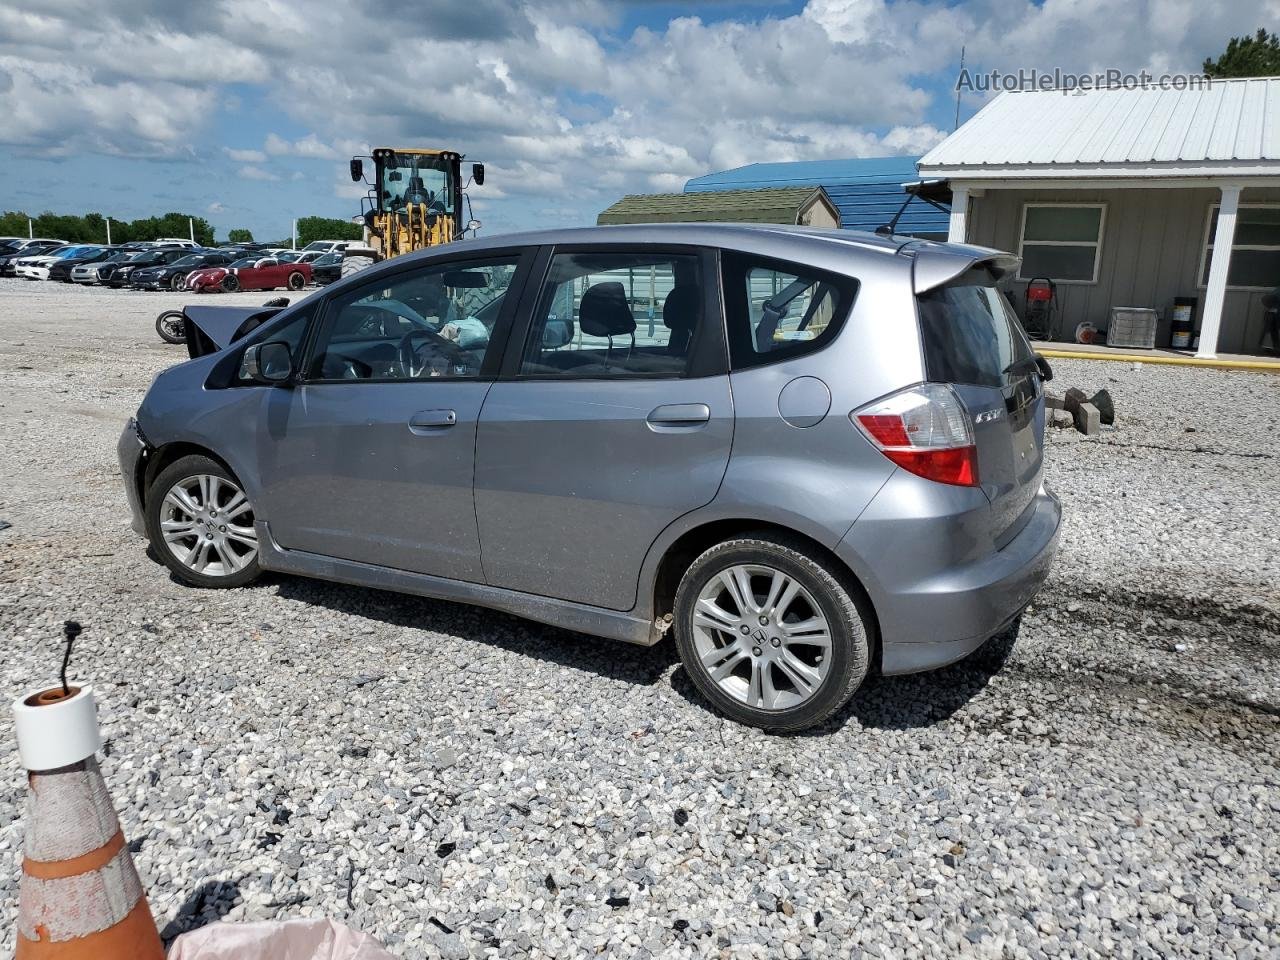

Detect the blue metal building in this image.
[684,156,949,238]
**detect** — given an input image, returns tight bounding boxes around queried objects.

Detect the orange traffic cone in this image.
[12,625,165,960]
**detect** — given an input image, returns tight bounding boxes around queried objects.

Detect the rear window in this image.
[917,267,1033,388]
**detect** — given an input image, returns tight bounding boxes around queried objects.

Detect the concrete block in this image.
[1073,401,1101,436]
[1050,409,1075,429]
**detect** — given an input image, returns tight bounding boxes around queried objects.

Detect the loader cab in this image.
[350,147,484,261]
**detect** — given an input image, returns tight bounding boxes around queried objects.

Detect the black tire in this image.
[673,534,872,733]
[156,310,186,344]
[341,255,375,278]
[287,271,305,290]
[221,274,240,292]
[145,455,262,589]
[170,273,186,291]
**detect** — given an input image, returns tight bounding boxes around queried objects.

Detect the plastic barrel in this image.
[1170,297,1196,349]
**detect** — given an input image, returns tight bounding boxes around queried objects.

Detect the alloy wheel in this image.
[690,564,832,711]
[159,474,257,576]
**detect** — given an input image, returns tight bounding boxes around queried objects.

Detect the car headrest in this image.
[663,284,700,332]
[579,282,635,338]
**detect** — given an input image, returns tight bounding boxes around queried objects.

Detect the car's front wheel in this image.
[145,455,262,589]
[221,275,239,292]
[288,271,305,290]
[673,534,871,732]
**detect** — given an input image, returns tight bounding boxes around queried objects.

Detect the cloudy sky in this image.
[0,0,1275,241]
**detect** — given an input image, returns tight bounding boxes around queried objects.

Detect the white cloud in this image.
[225,147,267,163]
[207,201,226,214]
[239,165,278,181]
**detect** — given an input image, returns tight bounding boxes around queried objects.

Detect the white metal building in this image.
[919,77,1280,356]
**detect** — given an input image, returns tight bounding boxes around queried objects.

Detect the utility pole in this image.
[292,219,297,250]
[188,217,195,243]
[28,218,33,239]
[105,217,112,245]
[954,45,966,131]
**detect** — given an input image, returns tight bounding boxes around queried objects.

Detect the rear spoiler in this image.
[183,303,289,359]
[906,241,1021,294]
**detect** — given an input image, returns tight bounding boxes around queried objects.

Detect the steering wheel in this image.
[398,328,466,377]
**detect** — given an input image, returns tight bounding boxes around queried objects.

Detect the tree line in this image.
[0,212,363,249]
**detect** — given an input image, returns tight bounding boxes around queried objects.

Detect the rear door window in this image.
[917,268,1034,388]
[519,251,706,378]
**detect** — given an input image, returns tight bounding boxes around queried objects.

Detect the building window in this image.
[1017,203,1105,284]
[1199,204,1280,291]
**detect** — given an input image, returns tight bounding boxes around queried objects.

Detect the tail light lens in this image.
[851,383,979,487]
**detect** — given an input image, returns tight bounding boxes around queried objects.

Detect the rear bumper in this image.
[841,483,1062,676]
[117,419,150,538]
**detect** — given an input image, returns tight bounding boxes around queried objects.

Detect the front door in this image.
[475,247,732,611]
[255,252,527,580]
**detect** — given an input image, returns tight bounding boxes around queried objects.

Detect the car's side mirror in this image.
[472,162,485,186]
[1035,354,1053,382]
[350,158,363,182]
[241,341,294,385]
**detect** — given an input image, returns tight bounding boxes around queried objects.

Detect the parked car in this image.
[102,248,192,287]
[48,246,120,282]
[15,245,107,280]
[278,251,326,265]
[0,239,65,276]
[130,251,237,291]
[71,248,143,284]
[118,224,1060,731]
[310,252,343,286]
[187,256,311,293]
[301,240,354,254]
[153,237,201,248]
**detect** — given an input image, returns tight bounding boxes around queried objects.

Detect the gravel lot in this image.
[2,277,1278,958]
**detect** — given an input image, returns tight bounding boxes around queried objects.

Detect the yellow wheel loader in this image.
[343,148,484,277]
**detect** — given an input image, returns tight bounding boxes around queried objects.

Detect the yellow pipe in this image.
[1038,348,1280,373]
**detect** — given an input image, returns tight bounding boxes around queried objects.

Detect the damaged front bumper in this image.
[118,418,150,538]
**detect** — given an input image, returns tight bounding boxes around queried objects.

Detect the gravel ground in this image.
[1,277,1278,958]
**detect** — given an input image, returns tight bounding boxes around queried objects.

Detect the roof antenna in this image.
[61,621,82,695]
[954,45,965,131]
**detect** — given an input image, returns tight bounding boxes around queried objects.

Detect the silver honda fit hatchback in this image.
[118,224,1060,731]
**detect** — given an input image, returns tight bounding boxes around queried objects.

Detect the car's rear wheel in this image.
[145,455,261,589]
[221,275,240,292]
[287,271,305,290]
[673,534,871,732]
[170,273,186,291]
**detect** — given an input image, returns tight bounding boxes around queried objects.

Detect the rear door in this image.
[474,245,732,611]
[916,267,1046,539]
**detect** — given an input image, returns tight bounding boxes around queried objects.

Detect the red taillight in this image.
[852,383,980,487]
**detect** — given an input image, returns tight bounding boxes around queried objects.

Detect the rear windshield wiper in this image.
[1004,354,1053,382]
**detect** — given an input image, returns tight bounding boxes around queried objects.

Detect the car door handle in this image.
[408,409,457,434]
[646,403,711,428]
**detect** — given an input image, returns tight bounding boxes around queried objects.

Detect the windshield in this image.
[379,152,454,215]
[302,241,332,251]
[54,246,95,259]
[171,254,205,267]
[230,258,257,269]
[314,253,340,265]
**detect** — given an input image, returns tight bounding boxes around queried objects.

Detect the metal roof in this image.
[920,77,1280,177]
[684,156,949,236]
[597,187,836,226]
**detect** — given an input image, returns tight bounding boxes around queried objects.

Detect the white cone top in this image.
[12,683,102,771]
